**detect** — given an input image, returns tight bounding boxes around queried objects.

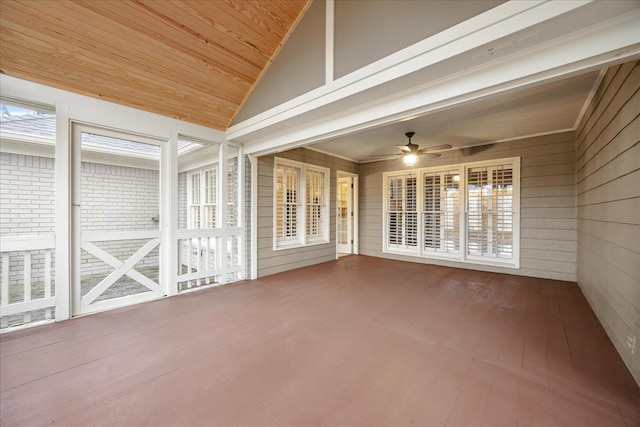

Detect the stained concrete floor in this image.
[1,256,639,426]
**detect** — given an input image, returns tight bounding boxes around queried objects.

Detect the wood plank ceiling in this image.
[0,0,310,130]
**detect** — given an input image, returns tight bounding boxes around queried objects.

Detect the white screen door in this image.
[72,125,163,316]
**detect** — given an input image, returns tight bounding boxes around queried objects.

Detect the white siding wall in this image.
[575,60,640,384]
[257,148,358,277]
[360,131,577,281]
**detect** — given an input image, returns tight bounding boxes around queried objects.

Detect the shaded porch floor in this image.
[1,256,639,426]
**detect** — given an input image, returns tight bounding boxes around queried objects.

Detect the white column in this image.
[218,142,228,283]
[54,104,71,321]
[249,154,258,280]
[161,131,178,296]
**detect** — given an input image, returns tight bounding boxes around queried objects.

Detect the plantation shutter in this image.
[467,163,514,259]
[387,174,417,250]
[306,168,325,240]
[276,163,301,242]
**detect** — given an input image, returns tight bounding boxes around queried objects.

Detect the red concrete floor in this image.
[1,256,639,426]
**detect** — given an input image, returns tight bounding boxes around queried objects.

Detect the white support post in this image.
[237,144,244,280]
[218,142,228,284]
[248,154,258,280]
[55,104,71,321]
[161,131,178,296]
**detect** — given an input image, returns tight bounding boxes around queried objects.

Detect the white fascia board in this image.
[227,0,591,140]
[243,9,640,157]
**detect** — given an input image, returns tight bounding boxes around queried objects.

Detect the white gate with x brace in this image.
[74,230,161,315]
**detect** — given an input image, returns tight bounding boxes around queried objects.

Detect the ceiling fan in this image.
[372,132,452,166]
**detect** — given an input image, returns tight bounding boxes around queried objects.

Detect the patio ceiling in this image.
[0,0,310,130]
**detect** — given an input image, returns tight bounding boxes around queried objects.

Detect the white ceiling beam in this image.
[228,0,592,141]
[240,7,640,157]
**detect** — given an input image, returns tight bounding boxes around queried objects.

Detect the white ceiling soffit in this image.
[310,70,602,163]
[229,1,640,156]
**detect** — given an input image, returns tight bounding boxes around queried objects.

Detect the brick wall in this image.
[79,161,159,278]
[1,152,161,286]
[0,153,56,291]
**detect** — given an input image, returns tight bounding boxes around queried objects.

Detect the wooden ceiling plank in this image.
[0,44,234,121]
[0,18,246,111]
[0,33,234,128]
[74,0,263,82]
[40,2,256,93]
[136,0,271,68]
[1,60,230,129]
[0,0,309,130]
[1,0,252,92]
[186,0,292,54]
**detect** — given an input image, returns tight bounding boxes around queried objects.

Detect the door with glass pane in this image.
[72,125,162,316]
[337,177,353,254]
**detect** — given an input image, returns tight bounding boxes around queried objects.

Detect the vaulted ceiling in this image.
[0,0,310,130]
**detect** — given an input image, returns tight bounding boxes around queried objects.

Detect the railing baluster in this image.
[1,253,9,328]
[24,251,32,323]
[196,237,202,287]
[45,250,52,319]
[204,237,210,285]
[187,238,193,288]
[177,239,183,291]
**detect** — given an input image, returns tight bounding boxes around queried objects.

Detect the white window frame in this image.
[273,157,330,250]
[383,157,520,269]
[187,165,218,229]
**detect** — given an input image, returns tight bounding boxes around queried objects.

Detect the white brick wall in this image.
[1,153,161,286]
[0,153,56,290]
[79,161,159,277]
[0,153,55,236]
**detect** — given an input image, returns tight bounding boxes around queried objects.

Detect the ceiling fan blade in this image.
[418,144,452,153]
[370,153,401,157]
[418,153,441,159]
[396,145,411,152]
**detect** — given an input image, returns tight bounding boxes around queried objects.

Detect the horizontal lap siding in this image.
[256,148,358,277]
[575,60,640,385]
[360,131,577,281]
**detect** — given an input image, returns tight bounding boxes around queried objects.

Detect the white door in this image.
[72,124,163,316]
[337,177,353,254]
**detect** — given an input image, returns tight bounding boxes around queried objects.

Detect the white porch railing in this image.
[0,234,56,330]
[177,227,242,292]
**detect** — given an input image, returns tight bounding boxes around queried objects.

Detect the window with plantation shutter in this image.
[227,156,238,227]
[188,166,217,229]
[275,163,301,243]
[383,157,519,268]
[306,168,325,241]
[423,170,460,254]
[386,174,417,251]
[274,158,330,249]
[466,164,514,260]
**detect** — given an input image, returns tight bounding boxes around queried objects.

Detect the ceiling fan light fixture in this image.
[403,153,418,166]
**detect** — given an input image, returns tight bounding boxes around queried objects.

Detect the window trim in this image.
[383,157,520,269]
[273,157,330,250]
